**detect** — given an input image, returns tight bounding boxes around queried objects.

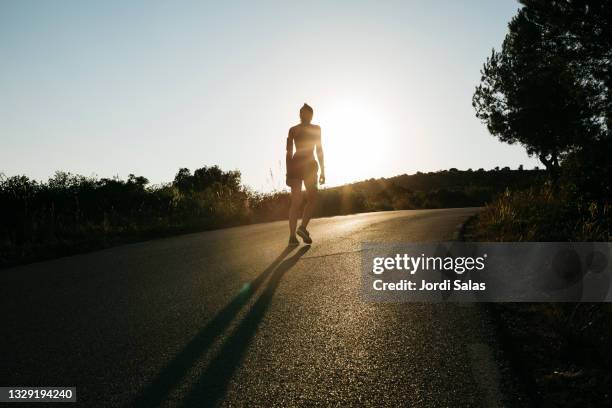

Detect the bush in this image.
[467,182,612,406]
[471,185,612,241]
[0,167,250,267]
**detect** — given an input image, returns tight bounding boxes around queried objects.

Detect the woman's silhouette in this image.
[286,103,325,245]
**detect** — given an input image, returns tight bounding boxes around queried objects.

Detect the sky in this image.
[0,0,539,191]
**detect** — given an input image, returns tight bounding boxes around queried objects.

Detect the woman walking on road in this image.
[286,103,325,245]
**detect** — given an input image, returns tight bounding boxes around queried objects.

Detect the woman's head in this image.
[300,103,313,123]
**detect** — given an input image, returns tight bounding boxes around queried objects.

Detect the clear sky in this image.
[0,0,538,191]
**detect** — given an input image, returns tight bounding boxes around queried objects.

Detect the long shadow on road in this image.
[133,245,309,407]
[181,245,311,407]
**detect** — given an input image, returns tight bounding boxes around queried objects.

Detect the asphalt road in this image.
[1,208,527,407]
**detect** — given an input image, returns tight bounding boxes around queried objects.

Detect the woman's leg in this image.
[289,180,302,237]
[301,175,318,229]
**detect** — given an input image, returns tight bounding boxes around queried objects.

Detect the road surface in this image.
[1,208,527,407]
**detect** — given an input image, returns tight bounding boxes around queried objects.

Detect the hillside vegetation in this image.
[469,1,612,405]
[0,166,542,267]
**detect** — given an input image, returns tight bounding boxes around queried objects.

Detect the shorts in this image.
[286,158,318,190]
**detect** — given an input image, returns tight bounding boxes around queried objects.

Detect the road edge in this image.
[459,213,535,408]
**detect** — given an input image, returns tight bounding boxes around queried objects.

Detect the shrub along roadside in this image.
[464,185,612,407]
[467,185,611,242]
[1,166,542,268]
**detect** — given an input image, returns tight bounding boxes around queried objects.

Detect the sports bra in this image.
[288,125,320,160]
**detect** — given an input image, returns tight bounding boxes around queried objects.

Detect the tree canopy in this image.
[473,0,611,179]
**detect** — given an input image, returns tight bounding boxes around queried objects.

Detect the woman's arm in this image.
[286,128,294,174]
[315,127,325,184]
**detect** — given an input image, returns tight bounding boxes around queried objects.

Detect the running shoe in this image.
[296,226,312,244]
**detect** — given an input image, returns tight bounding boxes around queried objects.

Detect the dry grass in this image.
[466,185,612,406]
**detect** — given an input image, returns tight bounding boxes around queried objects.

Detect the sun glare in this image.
[319,99,392,186]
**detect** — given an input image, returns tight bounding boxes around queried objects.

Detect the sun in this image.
[318,98,391,186]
